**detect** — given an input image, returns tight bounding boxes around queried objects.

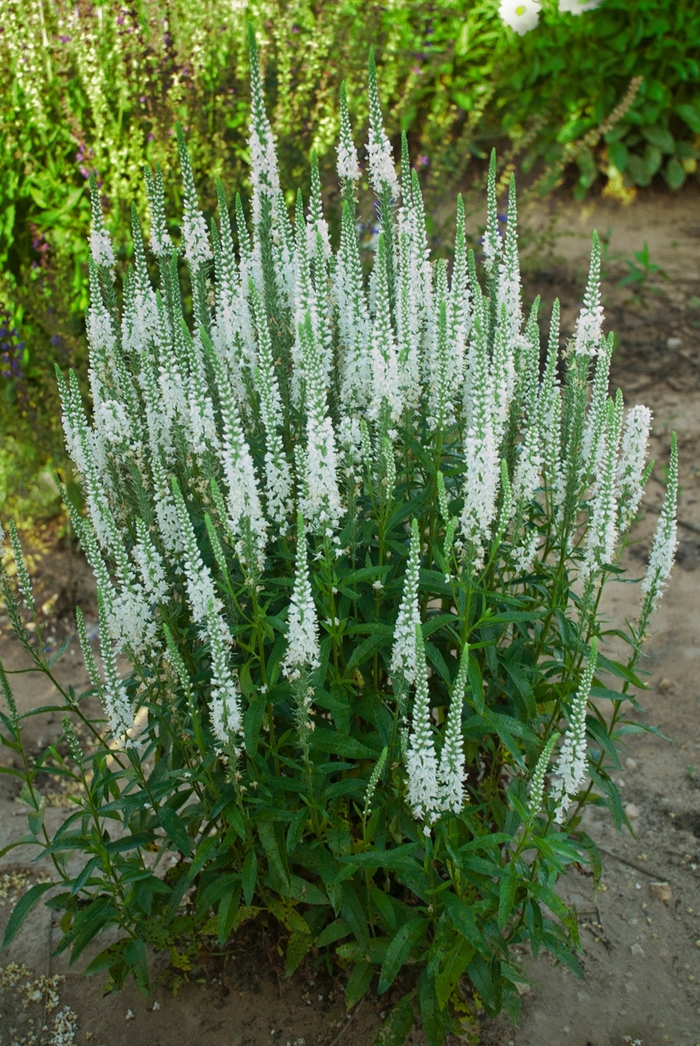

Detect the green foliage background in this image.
[0,0,698,518]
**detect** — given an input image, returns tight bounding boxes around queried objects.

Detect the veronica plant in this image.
[0,32,677,1039]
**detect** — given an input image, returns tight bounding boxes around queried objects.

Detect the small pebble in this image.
[667,337,682,349]
[625,803,640,819]
[650,881,673,904]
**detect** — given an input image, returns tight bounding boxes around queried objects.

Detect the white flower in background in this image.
[559,0,604,13]
[499,0,541,35]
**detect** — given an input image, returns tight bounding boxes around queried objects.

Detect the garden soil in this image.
[1,186,699,1046]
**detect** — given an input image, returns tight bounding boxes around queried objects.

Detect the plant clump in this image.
[0,31,677,1042]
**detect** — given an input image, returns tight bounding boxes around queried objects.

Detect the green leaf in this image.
[627,153,651,187]
[467,654,484,714]
[586,715,621,770]
[418,968,447,1046]
[596,654,645,689]
[159,806,192,856]
[441,893,482,949]
[311,730,377,759]
[498,863,517,930]
[608,140,628,172]
[378,917,425,994]
[266,895,311,934]
[285,930,314,978]
[2,881,54,948]
[27,802,45,838]
[345,960,373,1008]
[259,821,291,886]
[641,124,675,153]
[315,917,351,948]
[341,882,371,954]
[372,991,414,1046]
[435,937,473,1010]
[664,157,686,190]
[527,881,571,924]
[501,660,536,719]
[424,641,452,686]
[589,685,634,702]
[217,884,242,945]
[338,843,419,871]
[83,939,128,977]
[196,873,241,916]
[223,802,246,843]
[675,103,700,134]
[573,831,602,883]
[244,694,266,756]
[124,938,150,996]
[467,955,501,1017]
[242,848,257,906]
[345,633,390,673]
[67,898,117,966]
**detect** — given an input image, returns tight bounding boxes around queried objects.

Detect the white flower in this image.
[145,165,173,258]
[337,139,361,181]
[616,405,652,534]
[574,232,604,357]
[582,392,623,579]
[182,205,212,269]
[97,589,135,744]
[640,432,678,615]
[89,228,115,270]
[206,601,242,749]
[367,141,399,196]
[528,732,559,818]
[281,515,320,681]
[406,625,440,822]
[551,639,597,822]
[338,85,361,181]
[132,519,169,604]
[367,55,400,197]
[437,646,469,815]
[559,0,604,13]
[171,478,223,626]
[499,0,541,35]
[177,126,212,268]
[390,520,422,685]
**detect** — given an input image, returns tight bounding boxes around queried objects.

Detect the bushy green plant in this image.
[0,36,679,1040]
